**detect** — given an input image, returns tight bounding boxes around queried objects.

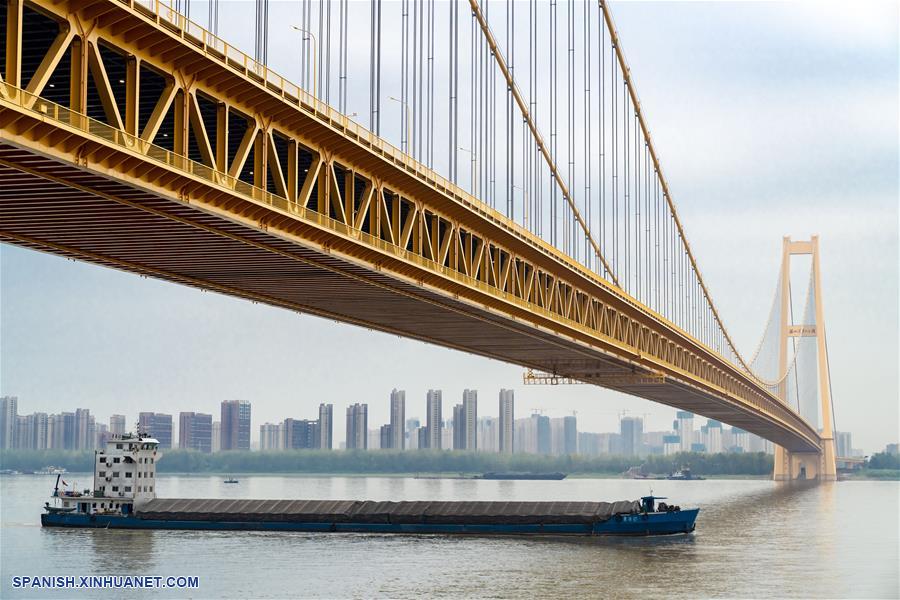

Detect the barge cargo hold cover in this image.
[136,498,641,525]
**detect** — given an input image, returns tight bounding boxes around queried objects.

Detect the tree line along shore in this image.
[1,449,774,476]
[3,449,896,478]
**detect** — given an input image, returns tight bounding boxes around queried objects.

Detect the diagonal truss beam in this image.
[467,0,619,289]
[598,0,753,375]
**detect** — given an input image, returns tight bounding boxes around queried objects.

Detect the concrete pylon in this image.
[773,236,837,481]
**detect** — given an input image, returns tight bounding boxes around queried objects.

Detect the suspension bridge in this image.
[0,0,837,479]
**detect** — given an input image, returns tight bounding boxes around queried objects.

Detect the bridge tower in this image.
[774,236,837,481]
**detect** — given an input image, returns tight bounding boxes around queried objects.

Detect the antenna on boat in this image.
[53,473,60,497]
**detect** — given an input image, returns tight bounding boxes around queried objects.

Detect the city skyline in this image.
[6,392,870,459]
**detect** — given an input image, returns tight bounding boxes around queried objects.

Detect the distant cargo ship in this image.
[666,467,705,481]
[480,472,567,480]
[41,432,698,537]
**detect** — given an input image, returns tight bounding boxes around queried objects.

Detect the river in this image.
[1,474,897,598]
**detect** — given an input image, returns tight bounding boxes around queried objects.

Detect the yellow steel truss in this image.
[0,0,823,457]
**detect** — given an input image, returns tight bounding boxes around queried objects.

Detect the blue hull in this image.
[41,509,697,536]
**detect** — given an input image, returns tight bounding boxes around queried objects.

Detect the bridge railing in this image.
[0,81,822,451]
[0,82,580,332]
[111,0,774,386]
[112,0,633,307]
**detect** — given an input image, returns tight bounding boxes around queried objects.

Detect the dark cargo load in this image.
[137,498,640,525]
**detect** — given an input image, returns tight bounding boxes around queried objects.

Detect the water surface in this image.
[1,474,897,598]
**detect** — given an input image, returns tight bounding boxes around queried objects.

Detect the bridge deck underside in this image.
[0,142,814,450]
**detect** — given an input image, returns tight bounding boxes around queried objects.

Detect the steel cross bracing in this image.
[0,0,821,454]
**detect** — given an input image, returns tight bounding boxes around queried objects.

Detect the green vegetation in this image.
[0,449,774,476]
[853,469,900,480]
[866,452,900,470]
[850,452,900,480]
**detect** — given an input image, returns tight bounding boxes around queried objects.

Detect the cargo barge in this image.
[480,471,567,480]
[41,432,698,537]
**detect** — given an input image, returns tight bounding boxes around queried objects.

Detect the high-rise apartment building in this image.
[476,416,498,452]
[318,403,333,449]
[283,418,318,449]
[498,389,514,454]
[379,424,393,450]
[550,416,577,455]
[425,390,442,450]
[835,431,852,458]
[345,403,368,449]
[1,396,18,449]
[663,435,681,455]
[675,411,694,453]
[220,400,251,451]
[138,412,173,449]
[259,422,283,450]
[417,427,428,449]
[577,431,621,455]
[405,418,421,450]
[441,419,454,450]
[620,416,643,456]
[15,415,31,450]
[109,414,127,436]
[514,414,551,454]
[32,412,49,449]
[462,390,477,450]
[211,421,221,452]
[48,413,64,449]
[94,422,109,448]
[706,420,723,453]
[74,408,96,450]
[179,412,213,452]
[730,427,750,453]
[389,389,406,450]
[452,404,465,450]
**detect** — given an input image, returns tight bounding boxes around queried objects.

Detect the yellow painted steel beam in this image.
[0,82,820,453]
[0,0,823,454]
[523,369,666,387]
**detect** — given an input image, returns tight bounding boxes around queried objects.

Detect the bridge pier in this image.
[774,442,837,481]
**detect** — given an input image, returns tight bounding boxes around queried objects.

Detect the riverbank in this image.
[0,449,776,477]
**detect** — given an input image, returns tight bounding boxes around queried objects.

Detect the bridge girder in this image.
[0,0,821,454]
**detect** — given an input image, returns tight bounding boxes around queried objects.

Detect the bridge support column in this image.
[774,447,835,481]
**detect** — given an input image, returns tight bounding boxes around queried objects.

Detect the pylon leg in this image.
[819,436,837,481]
[773,236,838,482]
[774,445,833,481]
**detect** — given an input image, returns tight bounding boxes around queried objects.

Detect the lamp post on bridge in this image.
[388,96,412,157]
[458,146,478,196]
[291,25,318,99]
[513,183,529,230]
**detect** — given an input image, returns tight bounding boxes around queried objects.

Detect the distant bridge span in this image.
[0,0,830,474]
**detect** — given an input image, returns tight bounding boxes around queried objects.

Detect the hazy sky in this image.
[2,1,897,452]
